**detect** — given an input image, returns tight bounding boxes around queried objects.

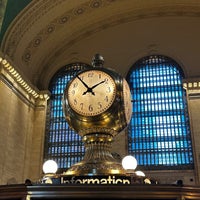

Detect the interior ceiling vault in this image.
[1,0,200,90]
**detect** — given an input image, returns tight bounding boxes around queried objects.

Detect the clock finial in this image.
[92,53,104,67]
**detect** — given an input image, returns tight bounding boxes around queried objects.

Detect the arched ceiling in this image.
[1,0,200,90]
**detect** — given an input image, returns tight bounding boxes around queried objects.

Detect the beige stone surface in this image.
[0,80,47,184]
[0,81,33,184]
[187,98,200,184]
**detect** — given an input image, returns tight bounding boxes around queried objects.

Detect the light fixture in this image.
[43,160,58,174]
[42,160,58,184]
[122,155,146,184]
[122,155,137,171]
[135,170,145,177]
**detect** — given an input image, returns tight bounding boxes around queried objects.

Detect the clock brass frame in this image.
[63,67,130,137]
[62,54,132,176]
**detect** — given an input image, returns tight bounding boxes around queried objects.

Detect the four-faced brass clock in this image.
[62,54,132,176]
[67,70,116,116]
[63,55,132,137]
[123,79,132,123]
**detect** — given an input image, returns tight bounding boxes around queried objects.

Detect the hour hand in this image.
[83,80,105,95]
[82,88,95,95]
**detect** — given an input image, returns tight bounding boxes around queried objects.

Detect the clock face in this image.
[123,79,132,123]
[67,70,116,116]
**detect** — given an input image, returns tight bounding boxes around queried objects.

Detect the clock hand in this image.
[90,80,105,89]
[83,80,105,95]
[76,75,105,95]
[76,75,95,95]
[82,88,95,95]
[76,75,90,89]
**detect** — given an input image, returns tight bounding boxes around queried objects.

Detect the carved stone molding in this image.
[2,0,200,89]
[3,0,200,64]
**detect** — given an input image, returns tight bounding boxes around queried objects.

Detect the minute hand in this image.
[76,75,90,89]
[82,80,105,95]
[90,80,105,89]
[77,75,95,95]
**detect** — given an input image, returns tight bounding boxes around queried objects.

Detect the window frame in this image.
[126,55,194,170]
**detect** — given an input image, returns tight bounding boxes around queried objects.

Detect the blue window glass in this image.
[127,55,194,170]
[44,63,92,171]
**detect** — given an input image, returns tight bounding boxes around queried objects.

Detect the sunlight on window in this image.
[127,55,193,170]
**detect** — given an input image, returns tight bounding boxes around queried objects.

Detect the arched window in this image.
[44,63,92,172]
[127,55,194,170]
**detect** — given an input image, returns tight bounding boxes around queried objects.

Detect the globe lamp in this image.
[122,155,137,171]
[43,160,58,174]
[135,170,145,177]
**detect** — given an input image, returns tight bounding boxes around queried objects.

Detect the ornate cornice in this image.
[0,56,50,102]
[2,0,200,90]
[183,81,200,99]
[3,0,200,65]
[20,4,200,66]
[21,0,110,64]
[1,0,115,61]
[1,0,65,57]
